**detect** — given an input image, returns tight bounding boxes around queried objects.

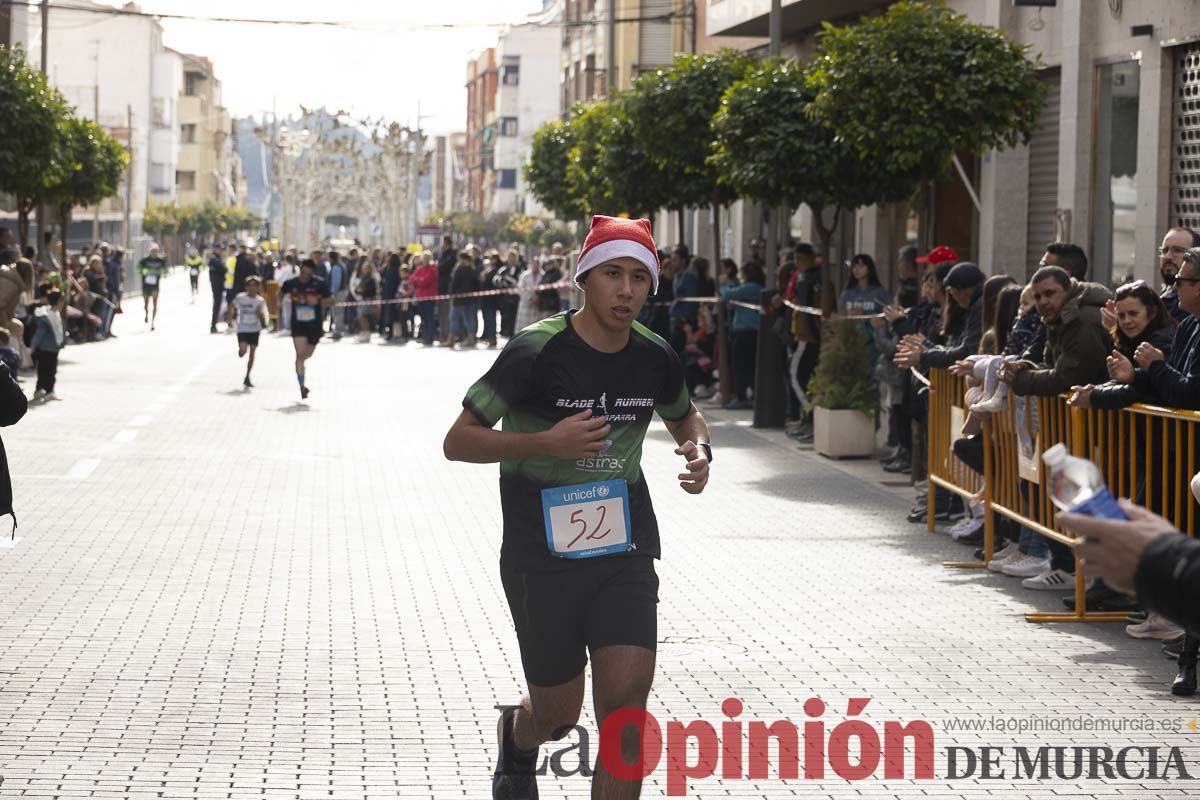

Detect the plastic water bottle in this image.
[1042,443,1127,519]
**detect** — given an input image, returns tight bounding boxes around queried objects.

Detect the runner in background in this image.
[227,275,269,388]
[185,246,203,301]
[137,244,167,331]
[280,258,333,400]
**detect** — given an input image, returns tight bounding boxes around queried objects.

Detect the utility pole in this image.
[606,0,617,94]
[124,105,133,252]
[753,0,786,430]
[92,41,101,245]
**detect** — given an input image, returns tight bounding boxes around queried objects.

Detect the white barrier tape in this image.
[332,280,573,308]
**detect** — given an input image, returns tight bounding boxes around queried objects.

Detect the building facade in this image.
[431,133,468,216]
[465,48,498,214]
[705,0,1200,289]
[3,0,181,256]
[490,9,563,216]
[176,53,236,208]
[560,0,696,112]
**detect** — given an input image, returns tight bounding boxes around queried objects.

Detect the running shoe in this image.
[1126,613,1184,640]
[300,385,310,400]
[1021,568,1074,591]
[243,377,253,388]
[1000,554,1051,578]
[493,707,539,800]
[986,542,1021,572]
[947,515,982,541]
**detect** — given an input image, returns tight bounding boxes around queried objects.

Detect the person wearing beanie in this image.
[444,214,713,799]
[894,261,986,372]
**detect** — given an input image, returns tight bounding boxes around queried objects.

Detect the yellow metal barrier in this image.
[924,369,1200,625]
[925,369,990,568]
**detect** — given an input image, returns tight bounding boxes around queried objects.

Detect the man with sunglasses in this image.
[1158,228,1200,323]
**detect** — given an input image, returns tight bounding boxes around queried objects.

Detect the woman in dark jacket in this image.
[1081,281,1176,410]
[0,362,27,535]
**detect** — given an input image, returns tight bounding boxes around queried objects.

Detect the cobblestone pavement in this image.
[0,275,1196,799]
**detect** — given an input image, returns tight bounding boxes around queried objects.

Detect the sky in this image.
[99,0,548,134]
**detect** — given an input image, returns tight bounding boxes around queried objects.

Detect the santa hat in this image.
[574,215,660,292]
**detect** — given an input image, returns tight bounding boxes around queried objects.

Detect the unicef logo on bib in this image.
[596,484,609,498]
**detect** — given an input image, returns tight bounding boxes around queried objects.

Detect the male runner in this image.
[208,244,227,333]
[443,215,712,799]
[228,275,269,388]
[279,258,332,400]
[137,244,168,330]
[185,246,203,300]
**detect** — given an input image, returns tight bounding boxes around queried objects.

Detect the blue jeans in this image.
[416,300,437,344]
[450,304,477,340]
[480,302,497,341]
[1018,526,1048,558]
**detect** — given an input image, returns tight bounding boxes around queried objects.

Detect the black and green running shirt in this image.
[464,311,692,570]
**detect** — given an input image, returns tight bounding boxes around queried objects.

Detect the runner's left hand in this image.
[674,441,709,495]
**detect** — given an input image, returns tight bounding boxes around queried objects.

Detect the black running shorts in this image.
[292,326,322,346]
[237,332,260,347]
[500,556,658,687]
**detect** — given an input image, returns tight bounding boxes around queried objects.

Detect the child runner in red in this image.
[444,215,713,800]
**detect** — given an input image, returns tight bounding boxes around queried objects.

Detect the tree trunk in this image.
[676,207,686,251]
[16,199,33,250]
[711,198,722,268]
[813,205,840,314]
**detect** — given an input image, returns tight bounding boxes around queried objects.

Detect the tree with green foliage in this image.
[43,116,130,246]
[624,49,759,251]
[808,0,1045,190]
[712,59,913,307]
[0,45,72,247]
[525,119,585,222]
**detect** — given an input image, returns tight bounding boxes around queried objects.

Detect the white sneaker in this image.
[986,542,1021,571]
[44,392,59,402]
[693,384,715,400]
[949,516,983,541]
[1125,613,1184,640]
[1021,568,1075,591]
[1000,554,1051,578]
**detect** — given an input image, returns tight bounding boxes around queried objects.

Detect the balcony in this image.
[707,0,889,38]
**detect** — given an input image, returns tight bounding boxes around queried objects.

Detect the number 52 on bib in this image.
[541,479,632,559]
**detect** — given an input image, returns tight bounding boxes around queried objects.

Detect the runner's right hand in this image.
[540,409,611,459]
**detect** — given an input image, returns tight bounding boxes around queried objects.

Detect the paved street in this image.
[0,275,1196,799]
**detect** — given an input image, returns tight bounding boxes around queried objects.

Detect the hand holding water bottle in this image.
[1043,444,1127,520]
[1059,501,1176,594]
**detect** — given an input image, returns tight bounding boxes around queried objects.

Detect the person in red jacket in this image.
[409,251,440,346]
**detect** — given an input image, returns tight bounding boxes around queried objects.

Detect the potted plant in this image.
[806,316,877,458]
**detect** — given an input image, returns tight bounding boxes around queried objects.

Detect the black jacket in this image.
[919,287,982,369]
[437,248,458,293]
[1089,325,1179,410]
[0,363,28,527]
[1125,314,1200,409]
[232,254,257,296]
[1135,531,1200,636]
[450,264,478,307]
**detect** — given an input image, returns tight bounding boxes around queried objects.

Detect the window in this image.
[176,170,196,191]
[151,163,171,194]
[151,97,167,128]
[500,117,518,137]
[1092,61,1140,285]
[184,72,203,97]
[180,124,196,144]
[585,54,596,99]
[498,169,517,190]
[502,58,520,86]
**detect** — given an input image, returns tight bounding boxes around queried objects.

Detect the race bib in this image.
[144,274,159,286]
[295,305,317,323]
[541,479,632,559]
[189,267,199,276]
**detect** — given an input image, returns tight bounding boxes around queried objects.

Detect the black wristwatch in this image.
[697,442,713,463]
